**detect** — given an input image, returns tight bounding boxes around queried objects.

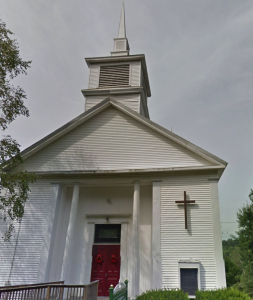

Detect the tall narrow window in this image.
[99,64,130,87]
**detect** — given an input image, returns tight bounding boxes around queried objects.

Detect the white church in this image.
[0,4,227,298]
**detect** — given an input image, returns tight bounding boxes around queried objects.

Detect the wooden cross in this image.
[175,191,195,229]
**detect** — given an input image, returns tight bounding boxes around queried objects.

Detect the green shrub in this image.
[195,288,252,300]
[135,289,188,300]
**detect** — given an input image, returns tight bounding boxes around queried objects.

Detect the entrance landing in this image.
[97,297,109,300]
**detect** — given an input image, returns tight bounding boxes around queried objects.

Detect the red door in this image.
[90,245,120,296]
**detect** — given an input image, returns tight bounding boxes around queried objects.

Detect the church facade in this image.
[0,5,227,298]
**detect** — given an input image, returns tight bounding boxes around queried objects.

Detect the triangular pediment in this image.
[16,99,226,173]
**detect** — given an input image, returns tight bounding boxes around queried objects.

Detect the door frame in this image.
[81,215,130,285]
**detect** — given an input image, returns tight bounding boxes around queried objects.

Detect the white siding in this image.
[130,61,141,86]
[21,107,213,173]
[85,94,140,113]
[0,175,221,292]
[161,175,218,290]
[88,65,100,89]
[81,186,134,215]
[0,180,52,285]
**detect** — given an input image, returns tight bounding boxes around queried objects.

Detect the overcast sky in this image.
[1,0,253,239]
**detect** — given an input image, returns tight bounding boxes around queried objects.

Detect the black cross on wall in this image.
[175,191,196,229]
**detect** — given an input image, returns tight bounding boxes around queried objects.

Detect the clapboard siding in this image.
[85,94,140,112]
[0,219,18,285]
[20,107,213,172]
[161,175,218,290]
[130,61,141,86]
[88,65,100,89]
[0,180,52,285]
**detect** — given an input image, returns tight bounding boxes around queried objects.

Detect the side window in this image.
[180,268,198,296]
[178,261,200,298]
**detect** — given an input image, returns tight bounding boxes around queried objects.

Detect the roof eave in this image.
[28,165,226,176]
[109,99,228,168]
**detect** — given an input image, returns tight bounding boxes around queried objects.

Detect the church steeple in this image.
[82,2,151,119]
[118,2,126,38]
[111,2,130,56]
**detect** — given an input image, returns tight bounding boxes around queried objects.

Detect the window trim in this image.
[178,261,201,298]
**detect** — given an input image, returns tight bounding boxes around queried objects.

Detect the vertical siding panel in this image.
[49,187,71,281]
[140,186,152,294]
[0,180,52,285]
[130,62,141,86]
[161,175,217,290]
[88,65,100,89]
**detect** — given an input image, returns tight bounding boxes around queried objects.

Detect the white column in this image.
[132,181,140,297]
[61,183,80,283]
[80,222,95,284]
[151,180,162,289]
[37,183,63,283]
[209,179,226,288]
[120,222,128,281]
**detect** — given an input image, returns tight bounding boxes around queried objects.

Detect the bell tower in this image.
[82,3,151,119]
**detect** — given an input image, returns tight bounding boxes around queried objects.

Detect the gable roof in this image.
[15,98,227,173]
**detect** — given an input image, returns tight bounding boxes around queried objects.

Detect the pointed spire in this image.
[111,2,130,56]
[118,2,126,38]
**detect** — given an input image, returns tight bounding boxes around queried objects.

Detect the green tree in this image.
[224,256,242,287]
[0,18,36,241]
[236,189,253,296]
[223,238,242,287]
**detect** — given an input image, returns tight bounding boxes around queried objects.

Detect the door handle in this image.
[105,273,107,278]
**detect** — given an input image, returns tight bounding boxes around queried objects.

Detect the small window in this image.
[94,224,121,244]
[178,261,200,298]
[180,269,198,296]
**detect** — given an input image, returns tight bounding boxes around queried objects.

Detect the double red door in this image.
[90,245,120,296]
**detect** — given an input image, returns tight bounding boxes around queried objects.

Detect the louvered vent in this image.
[99,64,130,87]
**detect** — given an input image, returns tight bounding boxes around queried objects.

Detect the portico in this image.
[37,177,161,296]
